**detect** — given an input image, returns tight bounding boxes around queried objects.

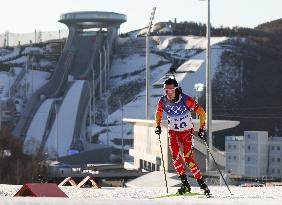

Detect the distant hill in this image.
[206,19,282,149]
[255,18,282,33]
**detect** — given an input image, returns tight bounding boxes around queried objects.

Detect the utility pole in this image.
[107,40,110,90]
[0,102,2,130]
[106,92,109,145]
[91,62,95,125]
[34,30,37,44]
[103,46,107,92]
[200,0,212,172]
[54,102,59,161]
[88,82,92,143]
[120,99,124,164]
[146,7,156,120]
[99,50,102,99]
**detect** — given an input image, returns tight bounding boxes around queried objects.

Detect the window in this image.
[148,162,152,170]
[233,145,236,149]
[272,169,275,174]
[228,155,231,160]
[278,146,281,151]
[233,156,236,160]
[278,158,280,162]
[272,146,275,150]
[278,169,281,174]
[248,135,251,139]
[228,145,231,149]
[272,158,275,162]
[247,157,251,161]
[247,145,251,150]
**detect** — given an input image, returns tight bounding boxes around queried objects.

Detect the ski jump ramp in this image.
[45,80,90,158]
[14,11,126,159]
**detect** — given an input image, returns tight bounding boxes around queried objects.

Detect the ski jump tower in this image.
[14,12,126,163]
[59,11,127,90]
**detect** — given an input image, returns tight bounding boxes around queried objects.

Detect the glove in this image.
[155,126,162,135]
[198,128,206,138]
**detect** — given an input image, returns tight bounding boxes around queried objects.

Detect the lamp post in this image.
[103,46,107,92]
[104,40,110,90]
[200,0,212,172]
[54,101,59,161]
[98,50,102,99]
[86,81,92,143]
[0,102,2,130]
[119,99,124,164]
[91,61,96,126]
[8,65,11,98]
[146,6,156,120]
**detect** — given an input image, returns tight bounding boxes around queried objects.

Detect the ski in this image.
[148,192,207,199]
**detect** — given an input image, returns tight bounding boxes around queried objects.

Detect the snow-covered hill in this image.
[94,35,229,161]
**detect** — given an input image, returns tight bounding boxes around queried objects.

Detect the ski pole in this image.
[157,133,169,193]
[202,134,233,195]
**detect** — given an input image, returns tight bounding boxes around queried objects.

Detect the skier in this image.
[154,78,210,196]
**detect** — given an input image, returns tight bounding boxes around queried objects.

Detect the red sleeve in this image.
[155,98,164,127]
[185,96,206,129]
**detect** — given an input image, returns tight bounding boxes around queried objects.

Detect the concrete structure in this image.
[268,137,282,178]
[59,11,126,28]
[225,136,245,176]
[13,11,126,161]
[124,118,239,174]
[244,131,268,177]
[225,131,282,178]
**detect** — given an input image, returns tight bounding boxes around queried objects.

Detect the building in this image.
[244,131,268,177]
[225,131,282,178]
[225,135,245,176]
[268,137,282,178]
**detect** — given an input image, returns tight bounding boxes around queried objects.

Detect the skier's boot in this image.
[177,174,191,195]
[197,177,211,197]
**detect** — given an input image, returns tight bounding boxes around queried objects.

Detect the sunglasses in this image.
[163,87,178,94]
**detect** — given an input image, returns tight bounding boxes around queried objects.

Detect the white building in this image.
[225,136,245,176]
[268,137,282,178]
[226,131,282,178]
[244,131,268,177]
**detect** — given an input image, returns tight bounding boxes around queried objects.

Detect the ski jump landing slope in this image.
[44,80,89,158]
[23,99,54,155]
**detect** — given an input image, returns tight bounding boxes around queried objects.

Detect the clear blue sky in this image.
[0,0,281,33]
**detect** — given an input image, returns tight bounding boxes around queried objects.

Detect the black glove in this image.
[198,128,206,138]
[155,126,162,135]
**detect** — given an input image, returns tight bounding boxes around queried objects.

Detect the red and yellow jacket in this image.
[155,93,206,131]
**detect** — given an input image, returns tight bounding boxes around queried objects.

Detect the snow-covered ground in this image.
[0,47,21,62]
[24,99,55,155]
[45,80,87,158]
[21,69,50,98]
[0,185,281,205]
